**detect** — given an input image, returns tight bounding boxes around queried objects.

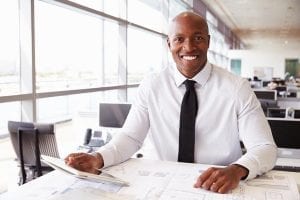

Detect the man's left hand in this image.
[194,164,248,194]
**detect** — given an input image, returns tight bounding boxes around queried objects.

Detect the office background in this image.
[0,0,299,194]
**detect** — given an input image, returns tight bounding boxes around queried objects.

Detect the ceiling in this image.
[201,0,300,50]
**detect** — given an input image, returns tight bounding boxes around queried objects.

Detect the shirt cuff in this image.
[232,157,257,180]
[96,147,115,168]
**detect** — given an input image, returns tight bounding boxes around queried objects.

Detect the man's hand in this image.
[64,152,104,174]
[194,164,248,194]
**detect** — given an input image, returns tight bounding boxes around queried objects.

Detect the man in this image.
[65,11,277,194]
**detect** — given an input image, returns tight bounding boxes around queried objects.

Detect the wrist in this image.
[231,164,249,180]
[92,152,104,169]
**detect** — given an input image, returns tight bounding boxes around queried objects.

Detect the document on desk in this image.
[2,158,299,200]
[41,155,129,186]
[103,158,300,200]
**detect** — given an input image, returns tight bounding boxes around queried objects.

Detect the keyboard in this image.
[273,165,300,172]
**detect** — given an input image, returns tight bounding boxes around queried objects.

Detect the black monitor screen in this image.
[254,90,276,100]
[267,108,285,118]
[99,103,131,128]
[275,86,286,92]
[268,119,300,149]
[259,99,278,115]
[295,110,300,119]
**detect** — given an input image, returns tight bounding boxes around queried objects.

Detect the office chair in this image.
[8,121,60,185]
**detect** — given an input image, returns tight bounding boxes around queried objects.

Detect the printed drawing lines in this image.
[266,191,284,200]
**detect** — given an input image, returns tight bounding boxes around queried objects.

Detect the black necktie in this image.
[178,80,198,163]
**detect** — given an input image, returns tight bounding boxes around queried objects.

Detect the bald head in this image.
[168,11,209,36]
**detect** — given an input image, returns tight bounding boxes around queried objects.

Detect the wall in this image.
[228,49,300,80]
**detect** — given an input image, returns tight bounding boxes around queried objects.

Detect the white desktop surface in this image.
[277,157,300,167]
[1,158,300,200]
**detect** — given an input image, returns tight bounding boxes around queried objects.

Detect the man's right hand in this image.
[64,152,104,174]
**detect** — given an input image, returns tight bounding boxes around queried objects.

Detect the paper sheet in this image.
[104,159,300,200]
[1,158,299,200]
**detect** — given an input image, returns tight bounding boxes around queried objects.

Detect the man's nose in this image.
[182,39,196,51]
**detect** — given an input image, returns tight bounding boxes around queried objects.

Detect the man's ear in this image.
[207,35,210,47]
[167,37,171,48]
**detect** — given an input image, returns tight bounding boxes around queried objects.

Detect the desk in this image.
[1,158,300,200]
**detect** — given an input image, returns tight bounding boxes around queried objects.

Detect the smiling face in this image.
[167,12,210,78]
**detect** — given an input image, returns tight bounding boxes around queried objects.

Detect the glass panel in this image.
[103,0,122,18]
[206,10,218,27]
[104,21,119,85]
[0,102,21,136]
[69,0,103,11]
[207,22,229,68]
[37,90,125,123]
[127,26,165,84]
[183,0,193,6]
[70,0,121,18]
[128,0,164,32]
[35,1,107,92]
[169,0,189,20]
[0,0,20,96]
[127,87,138,103]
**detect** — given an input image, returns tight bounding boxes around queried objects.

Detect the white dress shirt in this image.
[98,62,277,180]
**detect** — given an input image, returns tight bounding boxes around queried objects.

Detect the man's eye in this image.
[174,37,183,43]
[195,36,205,41]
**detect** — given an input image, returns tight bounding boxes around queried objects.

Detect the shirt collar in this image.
[173,62,212,87]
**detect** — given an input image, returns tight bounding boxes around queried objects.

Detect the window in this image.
[37,90,121,123]
[70,0,122,18]
[207,13,230,68]
[35,1,105,92]
[206,11,218,27]
[104,21,120,85]
[169,0,190,21]
[0,0,20,96]
[128,0,165,33]
[0,102,20,134]
[127,26,166,84]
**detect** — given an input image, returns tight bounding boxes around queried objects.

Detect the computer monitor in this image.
[267,108,286,118]
[253,90,277,100]
[294,110,300,119]
[99,103,131,128]
[268,118,300,150]
[275,86,287,93]
[259,99,279,116]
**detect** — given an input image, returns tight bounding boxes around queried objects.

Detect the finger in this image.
[217,182,232,194]
[68,154,100,173]
[210,181,220,192]
[68,157,92,171]
[74,161,93,172]
[194,168,214,188]
[201,170,221,190]
[196,167,215,186]
[64,153,84,163]
[64,153,76,162]
[66,154,87,167]
[209,176,226,192]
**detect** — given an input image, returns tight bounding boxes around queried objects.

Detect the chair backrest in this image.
[8,121,60,167]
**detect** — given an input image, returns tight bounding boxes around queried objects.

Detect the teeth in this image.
[182,56,197,60]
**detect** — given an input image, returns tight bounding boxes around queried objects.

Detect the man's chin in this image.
[176,66,200,77]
